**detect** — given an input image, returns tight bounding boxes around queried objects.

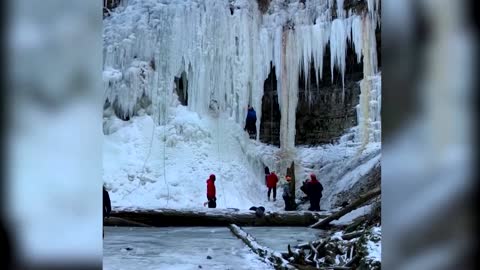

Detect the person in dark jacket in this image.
[264,166,270,185]
[304,174,323,211]
[282,176,295,211]
[266,171,279,201]
[103,186,111,219]
[244,105,257,139]
[103,186,111,239]
[206,174,217,208]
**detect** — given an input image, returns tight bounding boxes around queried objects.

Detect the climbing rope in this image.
[121,77,155,200]
[163,80,170,208]
[216,112,227,208]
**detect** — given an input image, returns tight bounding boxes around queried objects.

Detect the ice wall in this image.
[356,8,381,147]
[103,0,381,149]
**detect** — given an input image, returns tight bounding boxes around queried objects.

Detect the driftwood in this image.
[309,242,320,268]
[108,208,327,227]
[344,216,368,233]
[345,254,360,267]
[341,231,364,241]
[295,240,322,249]
[228,224,296,270]
[293,265,351,270]
[310,187,381,229]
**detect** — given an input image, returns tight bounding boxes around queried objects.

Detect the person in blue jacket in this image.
[244,105,257,139]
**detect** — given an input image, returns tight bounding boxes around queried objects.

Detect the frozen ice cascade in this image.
[103,0,381,150]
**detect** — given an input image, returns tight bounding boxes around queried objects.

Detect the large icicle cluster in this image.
[103,0,381,149]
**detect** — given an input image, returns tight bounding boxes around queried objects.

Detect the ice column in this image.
[357,13,380,147]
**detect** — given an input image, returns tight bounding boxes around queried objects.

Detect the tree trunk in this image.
[107,208,327,227]
[310,187,381,229]
[228,224,295,269]
[287,161,296,209]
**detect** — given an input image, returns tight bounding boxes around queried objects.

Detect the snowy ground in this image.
[104,106,280,210]
[103,227,273,270]
[238,132,381,209]
[331,204,373,225]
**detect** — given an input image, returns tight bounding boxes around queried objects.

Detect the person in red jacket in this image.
[266,171,279,201]
[206,174,217,208]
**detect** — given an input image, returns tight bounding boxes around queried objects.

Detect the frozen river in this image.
[103,227,323,270]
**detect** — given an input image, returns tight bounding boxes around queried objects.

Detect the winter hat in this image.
[209,174,216,181]
[310,173,317,181]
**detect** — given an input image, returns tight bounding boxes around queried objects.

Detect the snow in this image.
[365,226,381,262]
[331,231,344,241]
[104,106,275,210]
[331,204,373,225]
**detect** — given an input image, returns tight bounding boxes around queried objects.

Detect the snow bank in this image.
[104,106,275,210]
[331,204,373,225]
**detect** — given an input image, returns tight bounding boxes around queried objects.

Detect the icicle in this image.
[351,15,363,63]
[278,27,300,152]
[336,0,345,18]
[330,18,347,101]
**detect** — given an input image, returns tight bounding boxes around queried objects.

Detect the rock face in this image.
[260,64,281,146]
[295,43,363,145]
[260,41,366,146]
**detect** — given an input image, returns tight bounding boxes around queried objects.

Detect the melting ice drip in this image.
[103,0,381,148]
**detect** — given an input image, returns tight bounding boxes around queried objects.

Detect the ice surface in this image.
[103,227,274,270]
[242,227,326,252]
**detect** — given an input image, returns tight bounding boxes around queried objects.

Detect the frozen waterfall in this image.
[103,0,381,149]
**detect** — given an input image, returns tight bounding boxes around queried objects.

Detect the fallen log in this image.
[228,224,296,270]
[344,216,368,233]
[295,240,322,249]
[108,208,327,227]
[104,217,151,227]
[317,267,351,270]
[309,242,320,268]
[310,187,381,229]
[293,265,351,270]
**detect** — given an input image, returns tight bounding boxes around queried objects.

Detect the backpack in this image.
[282,184,291,199]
